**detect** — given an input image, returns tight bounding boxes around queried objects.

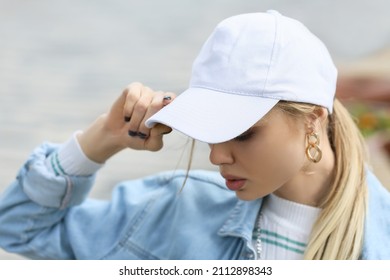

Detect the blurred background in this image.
[0,0,389,259]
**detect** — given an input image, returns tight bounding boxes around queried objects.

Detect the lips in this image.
[221,173,247,191]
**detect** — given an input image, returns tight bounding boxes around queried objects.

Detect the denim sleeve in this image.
[0,141,238,260]
[0,142,95,259]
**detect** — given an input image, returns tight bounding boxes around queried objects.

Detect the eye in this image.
[233,130,254,142]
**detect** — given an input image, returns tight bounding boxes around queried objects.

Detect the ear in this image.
[305,107,329,133]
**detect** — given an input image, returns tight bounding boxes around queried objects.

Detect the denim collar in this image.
[219,169,390,259]
[218,198,263,243]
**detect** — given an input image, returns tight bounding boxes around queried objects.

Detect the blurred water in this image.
[0,0,389,259]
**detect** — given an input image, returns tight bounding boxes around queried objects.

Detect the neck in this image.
[274,138,335,207]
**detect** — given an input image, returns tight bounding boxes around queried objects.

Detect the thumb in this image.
[145,124,172,151]
[152,123,173,135]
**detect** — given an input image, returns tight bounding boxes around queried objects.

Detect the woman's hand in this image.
[77,82,176,163]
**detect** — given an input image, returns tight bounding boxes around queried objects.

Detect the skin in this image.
[211,108,335,206]
[78,82,335,207]
[78,82,175,163]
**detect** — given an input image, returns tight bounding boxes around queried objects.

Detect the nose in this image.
[209,143,234,166]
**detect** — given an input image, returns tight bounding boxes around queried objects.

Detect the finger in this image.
[145,91,177,123]
[123,82,143,121]
[138,91,177,137]
[108,87,131,123]
[137,91,167,136]
[127,86,154,137]
[162,92,177,106]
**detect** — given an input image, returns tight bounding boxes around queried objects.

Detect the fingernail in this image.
[163,96,172,107]
[124,116,131,122]
[128,130,137,137]
[138,132,148,139]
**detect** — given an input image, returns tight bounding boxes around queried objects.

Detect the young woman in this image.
[0,10,389,260]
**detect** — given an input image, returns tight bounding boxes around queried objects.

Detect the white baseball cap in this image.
[146,10,337,144]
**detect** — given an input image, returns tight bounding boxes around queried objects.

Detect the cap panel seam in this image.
[189,85,295,104]
[260,12,279,96]
[189,85,283,100]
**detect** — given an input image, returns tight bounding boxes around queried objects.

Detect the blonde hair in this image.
[276,99,368,259]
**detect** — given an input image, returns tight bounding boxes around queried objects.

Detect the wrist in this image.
[45,132,104,176]
[77,114,125,163]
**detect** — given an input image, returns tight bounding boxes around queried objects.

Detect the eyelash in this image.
[234,131,254,142]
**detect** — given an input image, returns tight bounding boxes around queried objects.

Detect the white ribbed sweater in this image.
[252,194,321,259]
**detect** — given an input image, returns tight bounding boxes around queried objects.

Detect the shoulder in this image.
[366,169,390,209]
[146,169,227,190]
[114,169,235,204]
[361,169,390,259]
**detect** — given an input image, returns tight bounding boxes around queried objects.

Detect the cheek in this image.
[274,137,305,174]
[248,133,305,186]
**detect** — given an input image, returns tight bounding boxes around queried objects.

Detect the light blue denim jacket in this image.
[0,143,389,259]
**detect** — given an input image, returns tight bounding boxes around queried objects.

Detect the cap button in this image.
[266,10,282,16]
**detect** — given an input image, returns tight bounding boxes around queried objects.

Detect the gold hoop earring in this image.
[305,132,322,163]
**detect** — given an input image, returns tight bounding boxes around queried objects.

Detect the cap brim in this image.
[146,87,279,144]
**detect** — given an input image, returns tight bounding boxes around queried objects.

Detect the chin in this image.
[234,189,264,201]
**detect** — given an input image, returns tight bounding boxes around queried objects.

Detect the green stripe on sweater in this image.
[261,229,306,248]
[261,237,305,255]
